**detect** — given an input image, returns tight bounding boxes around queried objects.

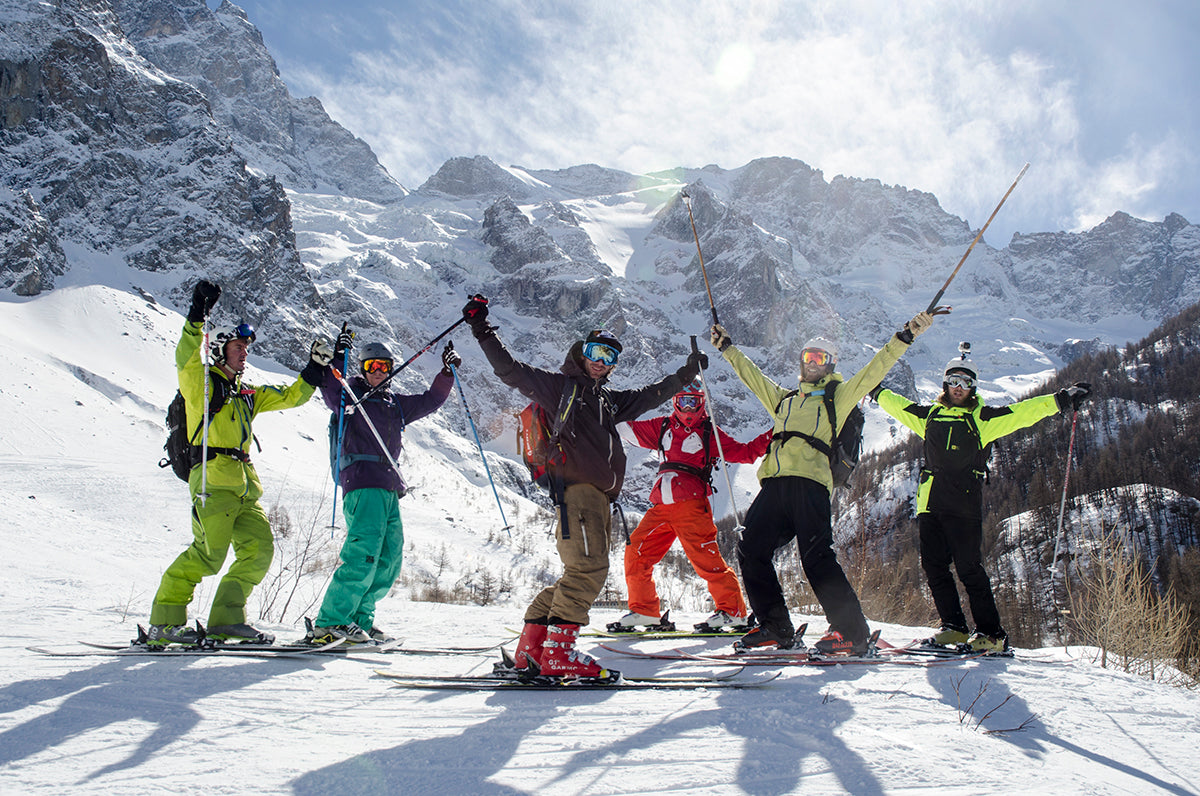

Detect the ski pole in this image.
[331,366,404,478]
[199,313,211,507]
[925,163,1030,313]
[330,322,352,530]
[681,189,721,326]
[690,335,743,532]
[448,347,512,537]
[1050,407,1080,577]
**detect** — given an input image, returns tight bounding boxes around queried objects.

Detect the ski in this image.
[584,628,747,640]
[30,637,347,659]
[879,639,1015,659]
[373,669,779,691]
[593,609,754,637]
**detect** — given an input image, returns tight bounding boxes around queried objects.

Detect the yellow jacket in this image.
[177,321,315,499]
[724,334,911,492]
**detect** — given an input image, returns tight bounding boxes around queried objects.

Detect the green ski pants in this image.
[315,488,404,630]
[149,488,274,627]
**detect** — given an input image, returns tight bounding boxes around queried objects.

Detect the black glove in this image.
[188,280,220,323]
[441,343,462,376]
[1055,382,1092,412]
[688,349,709,371]
[334,327,355,355]
[463,294,489,323]
[711,324,731,352]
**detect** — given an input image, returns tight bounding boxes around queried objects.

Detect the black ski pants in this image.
[736,476,870,644]
[918,511,1005,638]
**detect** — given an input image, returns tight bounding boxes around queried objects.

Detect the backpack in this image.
[771,381,865,488]
[516,384,579,486]
[158,376,229,481]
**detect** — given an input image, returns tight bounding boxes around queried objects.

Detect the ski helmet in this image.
[943,357,979,383]
[359,341,395,374]
[585,329,622,353]
[802,336,839,363]
[209,323,256,364]
[672,380,707,426]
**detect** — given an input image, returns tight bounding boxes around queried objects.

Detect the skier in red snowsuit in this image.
[614,383,772,631]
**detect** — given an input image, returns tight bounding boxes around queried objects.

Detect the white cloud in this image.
[247,0,1199,239]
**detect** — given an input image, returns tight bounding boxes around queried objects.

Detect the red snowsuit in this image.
[623,415,771,618]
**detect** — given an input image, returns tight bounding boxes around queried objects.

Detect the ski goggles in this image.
[582,342,619,366]
[801,348,833,367]
[232,323,256,343]
[945,373,975,389]
[362,358,393,374]
[675,394,703,411]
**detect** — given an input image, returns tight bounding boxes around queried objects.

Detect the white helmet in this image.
[802,336,839,362]
[943,357,979,382]
[210,323,256,364]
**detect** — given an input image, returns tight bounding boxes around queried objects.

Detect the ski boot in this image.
[733,622,801,653]
[540,623,619,682]
[142,623,203,648]
[965,631,1009,654]
[605,609,676,633]
[306,618,369,644]
[694,611,753,633]
[920,626,969,648]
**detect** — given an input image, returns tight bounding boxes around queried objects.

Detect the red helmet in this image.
[672,381,706,426]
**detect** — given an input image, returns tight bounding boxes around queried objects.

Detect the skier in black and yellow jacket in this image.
[874,350,1090,652]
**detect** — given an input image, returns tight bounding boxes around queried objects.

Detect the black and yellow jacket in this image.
[876,390,1060,517]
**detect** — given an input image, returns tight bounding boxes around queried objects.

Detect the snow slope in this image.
[1,288,1198,795]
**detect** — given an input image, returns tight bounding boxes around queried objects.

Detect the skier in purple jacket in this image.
[308,329,458,644]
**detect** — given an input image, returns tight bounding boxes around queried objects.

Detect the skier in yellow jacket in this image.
[146,280,331,646]
[873,347,1090,652]
[711,309,941,655]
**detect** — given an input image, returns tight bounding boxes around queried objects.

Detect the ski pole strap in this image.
[612,501,630,544]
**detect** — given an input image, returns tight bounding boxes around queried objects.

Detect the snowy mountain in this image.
[3,2,1200,791]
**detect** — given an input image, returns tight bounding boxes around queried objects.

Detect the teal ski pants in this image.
[150,487,274,627]
[315,488,404,629]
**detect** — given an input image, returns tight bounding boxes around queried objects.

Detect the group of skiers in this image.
[148,280,1090,676]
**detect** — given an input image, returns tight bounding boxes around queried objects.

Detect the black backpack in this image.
[158,375,234,481]
[771,381,865,488]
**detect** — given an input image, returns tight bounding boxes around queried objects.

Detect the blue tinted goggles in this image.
[233,322,257,343]
[582,341,619,366]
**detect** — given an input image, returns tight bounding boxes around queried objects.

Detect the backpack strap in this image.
[546,382,580,536]
[770,382,839,465]
[656,416,716,485]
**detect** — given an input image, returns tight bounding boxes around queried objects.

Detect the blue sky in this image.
[223,0,1198,246]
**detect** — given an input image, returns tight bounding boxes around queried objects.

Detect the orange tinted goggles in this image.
[801,349,833,367]
[362,358,392,374]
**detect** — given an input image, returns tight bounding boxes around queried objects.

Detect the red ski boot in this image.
[539,623,618,681]
[513,622,548,670]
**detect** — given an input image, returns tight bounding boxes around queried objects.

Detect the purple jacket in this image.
[322,354,453,495]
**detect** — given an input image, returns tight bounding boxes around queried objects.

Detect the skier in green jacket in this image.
[872,345,1091,652]
[146,280,332,646]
